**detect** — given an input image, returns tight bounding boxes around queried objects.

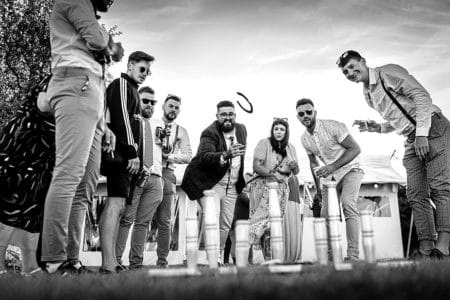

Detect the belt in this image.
[52,66,102,81]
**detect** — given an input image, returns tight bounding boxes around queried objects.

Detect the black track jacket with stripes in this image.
[105,73,141,160]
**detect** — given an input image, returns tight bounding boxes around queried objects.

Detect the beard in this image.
[302,117,316,130]
[142,107,153,119]
[218,119,235,133]
[164,112,177,122]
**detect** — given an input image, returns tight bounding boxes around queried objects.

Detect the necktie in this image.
[143,120,153,169]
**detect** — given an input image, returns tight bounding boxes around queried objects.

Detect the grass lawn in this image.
[1,261,450,300]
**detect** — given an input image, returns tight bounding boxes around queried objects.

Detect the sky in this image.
[101,0,450,176]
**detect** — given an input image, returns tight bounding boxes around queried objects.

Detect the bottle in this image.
[162,123,172,154]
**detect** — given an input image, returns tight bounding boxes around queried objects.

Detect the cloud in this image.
[104,0,450,154]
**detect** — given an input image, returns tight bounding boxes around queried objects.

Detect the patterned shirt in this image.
[364,64,441,137]
[301,119,360,183]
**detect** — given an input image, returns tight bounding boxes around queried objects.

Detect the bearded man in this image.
[181,100,247,266]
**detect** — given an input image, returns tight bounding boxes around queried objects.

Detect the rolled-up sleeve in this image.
[168,126,193,164]
[384,65,433,136]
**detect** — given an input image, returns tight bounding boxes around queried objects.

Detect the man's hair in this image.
[165,94,181,103]
[216,100,234,110]
[128,51,154,64]
[296,98,314,109]
[336,50,363,68]
[138,86,154,94]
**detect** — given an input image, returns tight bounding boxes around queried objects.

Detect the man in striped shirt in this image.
[337,50,450,260]
[99,51,154,273]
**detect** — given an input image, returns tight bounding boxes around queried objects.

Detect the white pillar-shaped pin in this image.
[186,200,199,270]
[235,220,250,267]
[360,211,376,263]
[324,180,343,266]
[314,218,328,265]
[202,190,219,269]
[268,181,284,262]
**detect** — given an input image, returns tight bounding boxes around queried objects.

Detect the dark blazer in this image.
[181,121,247,200]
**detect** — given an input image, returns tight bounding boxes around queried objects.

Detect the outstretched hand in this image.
[353,120,381,133]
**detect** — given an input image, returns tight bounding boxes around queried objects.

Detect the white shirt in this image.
[142,118,164,177]
[364,65,441,137]
[219,129,241,186]
[162,121,193,170]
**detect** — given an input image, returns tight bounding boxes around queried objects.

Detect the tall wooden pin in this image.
[268,181,284,262]
[360,211,376,263]
[314,218,328,265]
[324,180,343,266]
[202,190,219,269]
[235,220,250,267]
[186,199,199,270]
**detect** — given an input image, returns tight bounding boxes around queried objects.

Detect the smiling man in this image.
[181,100,246,266]
[337,50,450,260]
[297,98,363,262]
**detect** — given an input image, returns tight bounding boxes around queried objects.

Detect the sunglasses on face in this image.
[138,66,150,75]
[142,98,156,105]
[298,110,313,117]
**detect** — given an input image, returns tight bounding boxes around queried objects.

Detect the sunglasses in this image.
[273,117,288,122]
[142,98,156,105]
[139,66,150,75]
[298,110,313,117]
[336,51,349,66]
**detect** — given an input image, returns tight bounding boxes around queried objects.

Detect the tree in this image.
[0,0,54,128]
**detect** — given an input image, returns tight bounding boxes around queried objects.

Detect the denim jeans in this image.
[41,67,104,262]
[156,168,177,264]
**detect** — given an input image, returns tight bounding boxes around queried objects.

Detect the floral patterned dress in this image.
[248,138,298,246]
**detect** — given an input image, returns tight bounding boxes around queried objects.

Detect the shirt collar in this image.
[368,68,377,86]
[306,118,322,136]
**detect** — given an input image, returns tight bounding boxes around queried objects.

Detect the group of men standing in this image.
[40,0,195,274]
[98,57,192,273]
[38,0,450,275]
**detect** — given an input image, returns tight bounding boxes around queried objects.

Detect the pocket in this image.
[426,139,445,162]
[428,115,448,139]
[71,75,91,97]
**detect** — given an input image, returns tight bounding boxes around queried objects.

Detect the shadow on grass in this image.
[1,261,450,300]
